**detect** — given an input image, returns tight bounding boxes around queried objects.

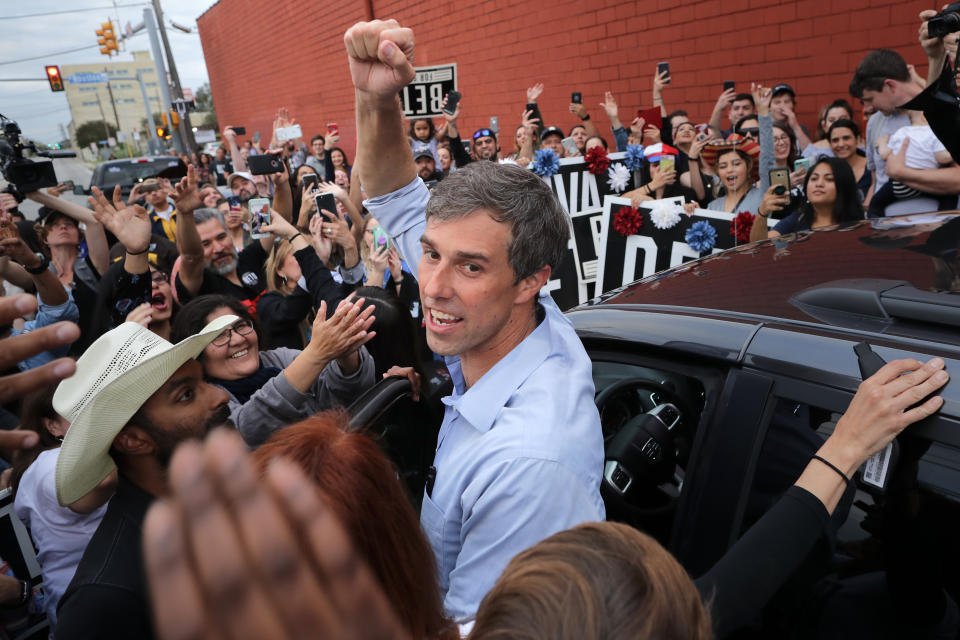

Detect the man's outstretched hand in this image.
[344,19,415,102]
[144,428,409,640]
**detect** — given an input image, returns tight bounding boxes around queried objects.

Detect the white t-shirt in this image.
[13,448,108,628]
[887,125,947,171]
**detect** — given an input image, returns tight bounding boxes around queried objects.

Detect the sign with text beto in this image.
[399,63,457,119]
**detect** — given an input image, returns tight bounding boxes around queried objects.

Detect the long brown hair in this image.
[251,410,457,640]
[10,385,64,496]
[470,521,713,640]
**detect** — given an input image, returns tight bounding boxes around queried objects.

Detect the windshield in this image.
[92,159,186,189]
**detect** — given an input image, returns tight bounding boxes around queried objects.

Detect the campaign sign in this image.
[399,64,457,119]
[544,239,590,311]
[542,153,635,285]
[595,197,746,295]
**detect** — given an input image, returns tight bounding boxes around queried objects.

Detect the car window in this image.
[592,360,707,546]
[740,395,960,637]
[92,159,185,189]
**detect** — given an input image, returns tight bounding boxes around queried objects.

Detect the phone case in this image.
[659,156,675,173]
[248,198,271,239]
[314,193,337,216]
[372,227,391,251]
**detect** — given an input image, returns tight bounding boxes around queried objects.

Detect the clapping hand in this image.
[308,297,376,363]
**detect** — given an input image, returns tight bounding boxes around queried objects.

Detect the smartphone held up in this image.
[248,198,271,240]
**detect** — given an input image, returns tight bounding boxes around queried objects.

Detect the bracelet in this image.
[288,232,303,244]
[812,455,850,484]
[757,210,769,218]
[126,246,149,256]
[580,114,591,122]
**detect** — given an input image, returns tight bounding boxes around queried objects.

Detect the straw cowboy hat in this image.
[53,316,237,506]
[701,134,761,183]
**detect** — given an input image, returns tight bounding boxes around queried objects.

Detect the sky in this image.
[0,0,214,144]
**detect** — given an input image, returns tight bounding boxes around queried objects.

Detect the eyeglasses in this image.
[472,128,494,140]
[211,319,254,347]
[740,127,760,136]
[150,271,168,283]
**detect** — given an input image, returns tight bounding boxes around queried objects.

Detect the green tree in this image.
[195,82,219,131]
[75,120,117,149]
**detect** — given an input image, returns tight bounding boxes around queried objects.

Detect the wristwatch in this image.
[24,252,50,275]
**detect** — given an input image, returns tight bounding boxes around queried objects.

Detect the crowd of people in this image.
[0,7,956,640]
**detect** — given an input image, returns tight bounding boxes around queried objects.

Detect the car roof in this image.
[583,212,960,347]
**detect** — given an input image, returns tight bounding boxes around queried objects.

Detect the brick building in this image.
[197,0,931,157]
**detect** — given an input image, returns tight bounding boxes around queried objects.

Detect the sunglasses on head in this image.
[473,129,494,140]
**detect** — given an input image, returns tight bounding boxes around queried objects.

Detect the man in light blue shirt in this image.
[348,20,605,621]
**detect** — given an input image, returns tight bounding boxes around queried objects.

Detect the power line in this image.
[0,44,100,67]
[0,4,148,20]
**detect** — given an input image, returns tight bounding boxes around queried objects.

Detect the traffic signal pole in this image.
[152,0,196,151]
[143,7,184,154]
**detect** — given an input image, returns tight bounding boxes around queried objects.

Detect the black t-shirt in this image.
[212,159,233,186]
[176,241,268,307]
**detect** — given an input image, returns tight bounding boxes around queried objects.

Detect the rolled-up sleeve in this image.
[363,177,431,280]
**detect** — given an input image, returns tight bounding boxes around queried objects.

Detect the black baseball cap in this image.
[472,128,497,142]
[772,83,796,98]
[413,147,434,161]
[540,126,564,141]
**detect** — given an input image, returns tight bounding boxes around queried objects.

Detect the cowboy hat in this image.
[53,316,237,506]
[701,134,761,182]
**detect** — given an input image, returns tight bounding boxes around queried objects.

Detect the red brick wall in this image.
[197,0,931,159]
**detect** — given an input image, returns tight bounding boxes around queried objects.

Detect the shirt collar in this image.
[444,302,552,433]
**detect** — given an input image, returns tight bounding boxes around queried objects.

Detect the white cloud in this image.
[0,0,211,144]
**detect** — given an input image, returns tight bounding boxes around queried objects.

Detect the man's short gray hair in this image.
[425,162,568,282]
[192,207,226,229]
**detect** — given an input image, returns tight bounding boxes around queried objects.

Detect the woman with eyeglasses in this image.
[752,84,807,192]
[172,293,376,447]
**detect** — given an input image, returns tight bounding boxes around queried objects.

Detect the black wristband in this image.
[24,254,50,275]
[812,455,851,484]
[580,114,591,121]
[288,232,303,244]
[126,246,149,256]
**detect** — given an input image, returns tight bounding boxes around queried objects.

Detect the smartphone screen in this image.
[659,155,675,173]
[489,116,499,132]
[61,180,75,190]
[301,174,319,191]
[561,136,579,156]
[227,195,242,210]
[232,126,246,135]
[657,61,670,84]
[571,92,582,104]
[248,197,271,239]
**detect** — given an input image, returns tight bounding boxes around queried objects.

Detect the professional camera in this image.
[0,113,75,201]
[928,2,960,39]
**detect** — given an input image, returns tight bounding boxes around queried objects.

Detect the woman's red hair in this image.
[252,409,456,639]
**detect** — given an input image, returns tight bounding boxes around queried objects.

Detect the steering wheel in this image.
[594,377,695,520]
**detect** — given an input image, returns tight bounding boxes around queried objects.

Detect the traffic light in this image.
[96,21,118,56]
[170,110,180,128]
[161,112,168,127]
[156,126,170,139]
[44,65,64,92]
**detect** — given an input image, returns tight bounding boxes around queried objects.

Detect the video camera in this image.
[928,2,960,39]
[0,113,76,202]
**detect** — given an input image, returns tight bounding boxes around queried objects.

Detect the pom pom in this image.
[730,211,755,243]
[649,200,683,230]
[612,205,643,237]
[531,148,560,177]
[624,144,644,171]
[685,220,717,254]
[585,146,610,175]
[606,163,631,193]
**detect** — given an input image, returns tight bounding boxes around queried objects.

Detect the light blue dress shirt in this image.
[11,283,79,371]
[365,177,605,621]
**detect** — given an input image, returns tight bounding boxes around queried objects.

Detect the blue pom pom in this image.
[624,144,644,171]
[531,148,560,177]
[685,220,717,254]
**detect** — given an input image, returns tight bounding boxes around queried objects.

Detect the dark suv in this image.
[82,156,187,198]
[352,212,960,638]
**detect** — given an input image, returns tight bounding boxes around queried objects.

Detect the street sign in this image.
[133,130,141,141]
[67,72,108,84]
[107,137,116,147]
[194,129,216,143]
[399,63,457,119]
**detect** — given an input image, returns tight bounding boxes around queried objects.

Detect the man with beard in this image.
[53,314,238,639]
[174,166,284,307]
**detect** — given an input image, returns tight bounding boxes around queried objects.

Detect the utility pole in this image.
[151,0,196,150]
[143,7,183,154]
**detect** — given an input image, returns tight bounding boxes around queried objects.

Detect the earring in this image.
[279,275,287,285]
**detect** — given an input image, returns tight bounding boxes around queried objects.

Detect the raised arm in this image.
[708,88,736,137]
[172,165,206,296]
[223,127,247,172]
[26,187,109,276]
[652,68,669,118]
[348,19,418,198]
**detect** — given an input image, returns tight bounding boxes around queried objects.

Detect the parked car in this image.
[349,211,960,639]
[78,156,187,198]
